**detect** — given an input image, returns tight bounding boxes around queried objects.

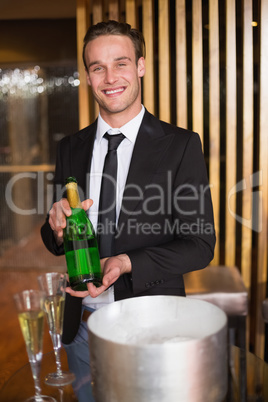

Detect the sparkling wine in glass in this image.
[37,272,75,386]
[14,289,56,402]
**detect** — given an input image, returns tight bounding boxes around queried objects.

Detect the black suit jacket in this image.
[41,110,215,343]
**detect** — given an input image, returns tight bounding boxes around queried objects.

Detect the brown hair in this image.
[82,20,146,70]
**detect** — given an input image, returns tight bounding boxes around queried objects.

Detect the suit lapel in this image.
[118,111,174,227]
[70,120,97,196]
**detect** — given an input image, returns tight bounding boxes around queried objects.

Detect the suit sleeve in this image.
[127,132,216,296]
[40,138,68,256]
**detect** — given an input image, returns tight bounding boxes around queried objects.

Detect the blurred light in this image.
[251,21,258,27]
[0,67,80,99]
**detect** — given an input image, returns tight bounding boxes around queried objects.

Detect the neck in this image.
[100,104,142,128]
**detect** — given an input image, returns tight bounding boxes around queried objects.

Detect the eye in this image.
[91,66,103,72]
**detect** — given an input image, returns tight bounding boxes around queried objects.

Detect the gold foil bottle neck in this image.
[66,181,82,209]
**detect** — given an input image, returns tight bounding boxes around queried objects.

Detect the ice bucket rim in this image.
[87,295,227,347]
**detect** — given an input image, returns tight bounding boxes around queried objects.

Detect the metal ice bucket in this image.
[87,295,228,402]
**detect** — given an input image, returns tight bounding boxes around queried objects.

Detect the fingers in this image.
[102,254,132,277]
[100,255,131,288]
[65,287,91,298]
[87,282,109,297]
[102,267,120,287]
[65,282,109,298]
[49,199,71,229]
[65,254,130,299]
[81,199,93,211]
[100,257,109,271]
[48,198,71,239]
[49,198,72,240]
[48,198,93,239]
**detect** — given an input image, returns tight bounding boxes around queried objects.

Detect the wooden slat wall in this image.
[91,1,103,120]
[176,0,187,129]
[75,0,268,358]
[158,0,170,122]
[76,0,91,129]
[242,0,253,290]
[192,0,204,143]
[209,0,220,265]
[126,0,137,28]
[92,0,102,22]
[256,0,268,359]
[142,0,155,114]
[108,0,119,21]
[225,0,237,268]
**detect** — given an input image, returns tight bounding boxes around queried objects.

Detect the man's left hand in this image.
[65,254,132,298]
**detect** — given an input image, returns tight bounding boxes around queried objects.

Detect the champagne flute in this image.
[37,272,75,386]
[13,289,56,402]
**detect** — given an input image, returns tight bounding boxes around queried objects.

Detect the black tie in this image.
[98,132,125,258]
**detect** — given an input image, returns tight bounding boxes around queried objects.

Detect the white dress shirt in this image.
[83,105,145,309]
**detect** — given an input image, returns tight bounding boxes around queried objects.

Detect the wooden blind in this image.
[76,0,268,358]
[108,0,119,21]
[176,0,187,129]
[76,0,90,129]
[256,0,268,359]
[225,0,237,268]
[192,0,204,143]
[126,0,137,28]
[158,0,170,122]
[209,0,220,264]
[91,0,103,120]
[142,0,155,114]
[242,0,253,290]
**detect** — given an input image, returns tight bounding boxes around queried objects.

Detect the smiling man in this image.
[41,20,215,401]
[84,34,145,125]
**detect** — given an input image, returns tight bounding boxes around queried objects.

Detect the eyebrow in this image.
[88,56,132,69]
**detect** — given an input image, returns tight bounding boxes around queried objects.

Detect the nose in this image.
[104,67,117,84]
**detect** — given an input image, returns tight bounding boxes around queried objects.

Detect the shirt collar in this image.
[96,105,145,144]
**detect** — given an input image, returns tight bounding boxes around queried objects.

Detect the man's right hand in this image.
[48,198,93,245]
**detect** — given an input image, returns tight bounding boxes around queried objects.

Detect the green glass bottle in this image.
[63,177,102,291]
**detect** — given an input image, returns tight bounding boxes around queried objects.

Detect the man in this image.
[41,20,215,401]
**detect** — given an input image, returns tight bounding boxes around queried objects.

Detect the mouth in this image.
[102,87,125,95]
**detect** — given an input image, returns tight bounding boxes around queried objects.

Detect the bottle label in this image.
[64,238,102,282]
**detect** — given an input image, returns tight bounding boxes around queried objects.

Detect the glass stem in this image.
[30,360,42,398]
[51,332,63,376]
[54,346,63,376]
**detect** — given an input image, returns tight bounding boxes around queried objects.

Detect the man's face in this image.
[84,35,145,123]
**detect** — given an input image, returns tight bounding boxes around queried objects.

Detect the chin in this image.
[103,104,128,114]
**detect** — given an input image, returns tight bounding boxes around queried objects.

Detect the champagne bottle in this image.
[63,177,102,291]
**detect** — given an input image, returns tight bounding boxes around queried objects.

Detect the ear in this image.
[137,57,146,78]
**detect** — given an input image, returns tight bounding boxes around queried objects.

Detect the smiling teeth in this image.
[105,88,124,94]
